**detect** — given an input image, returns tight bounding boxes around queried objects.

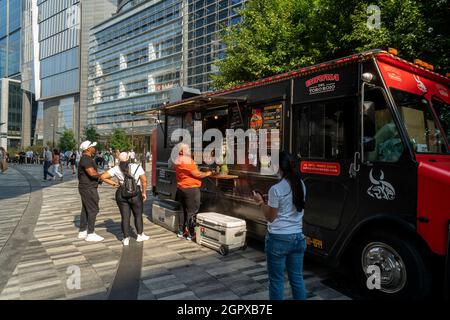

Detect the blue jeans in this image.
[265,232,307,300]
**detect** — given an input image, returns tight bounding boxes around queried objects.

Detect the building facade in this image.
[30,0,117,147]
[87,0,244,141]
[0,0,23,150]
[88,0,184,137]
[186,0,243,92]
[0,78,22,149]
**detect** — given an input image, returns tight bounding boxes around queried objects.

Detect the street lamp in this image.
[129,111,134,150]
[50,123,55,148]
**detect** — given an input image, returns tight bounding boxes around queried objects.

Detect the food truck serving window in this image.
[391,89,449,154]
[297,99,355,159]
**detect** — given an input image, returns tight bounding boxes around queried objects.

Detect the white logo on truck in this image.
[413,75,427,93]
[367,169,396,200]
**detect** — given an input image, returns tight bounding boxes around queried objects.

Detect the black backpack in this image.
[120,164,141,199]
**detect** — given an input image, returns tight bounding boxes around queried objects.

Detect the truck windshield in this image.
[431,98,450,143]
[391,88,449,154]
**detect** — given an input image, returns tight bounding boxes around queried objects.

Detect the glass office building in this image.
[0,0,23,150]
[32,0,117,146]
[0,0,21,79]
[187,0,243,92]
[0,79,22,149]
[88,0,245,137]
[88,0,184,135]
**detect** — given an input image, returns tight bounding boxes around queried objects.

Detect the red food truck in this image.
[146,49,450,299]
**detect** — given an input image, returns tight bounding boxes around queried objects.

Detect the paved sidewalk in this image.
[0,164,350,300]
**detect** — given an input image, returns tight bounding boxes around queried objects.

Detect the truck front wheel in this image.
[352,230,432,299]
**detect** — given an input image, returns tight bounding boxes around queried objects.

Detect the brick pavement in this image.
[0,164,350,300]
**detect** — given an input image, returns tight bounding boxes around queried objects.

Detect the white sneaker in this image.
[122,237,130,246]
[85,233,104,242]
[78,231,87,239]
[136,233,150,242]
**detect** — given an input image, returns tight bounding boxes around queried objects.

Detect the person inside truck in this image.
[174,143,213,241]
[253,151,307,300]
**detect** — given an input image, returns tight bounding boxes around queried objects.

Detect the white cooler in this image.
[195,212,247,256]
[151,199,182,232]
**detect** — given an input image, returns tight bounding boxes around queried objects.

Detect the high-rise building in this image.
[0,78,22,149]
[87,0,244,142]
[29,0,117,148]
[187,0,243,92]
[87,0,184,137]
[0,0,23,150]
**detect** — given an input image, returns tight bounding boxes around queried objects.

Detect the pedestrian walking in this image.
[253,151,307,300]
[174,143,212,240]
[42,147,54,181]
[75,149,81,167]
[77,140,104,242]
[0,147,8,173]
[100,152,150,246]
[70,150,77,174]
[52,149,64,181]
[65,150,72,168]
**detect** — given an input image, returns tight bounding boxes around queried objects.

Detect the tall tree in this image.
[58,130,76,151]
[109,129,132,152]
[213,0,449,89]
[83,125,100,143]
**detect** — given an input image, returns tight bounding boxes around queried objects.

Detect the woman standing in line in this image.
[253,151,307,300]
[100,152,150,246]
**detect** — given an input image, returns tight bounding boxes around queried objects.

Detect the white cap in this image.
[118,152,129,162]
[80,140,97,151]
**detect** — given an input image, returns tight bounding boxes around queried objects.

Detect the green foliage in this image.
[58,130,76,151]
[108,129,132,152]
[83,126,100,143]
[213,0,449,89]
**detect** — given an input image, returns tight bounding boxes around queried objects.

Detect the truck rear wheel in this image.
[352,230,432,299]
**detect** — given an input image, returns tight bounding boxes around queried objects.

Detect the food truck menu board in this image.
[250,104,282,149]
[262,104,282,130]
[250,104,282,130]
[230,105,244,129]
[166,115,182,147]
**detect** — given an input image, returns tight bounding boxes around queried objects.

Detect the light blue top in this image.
[267,178,306,235]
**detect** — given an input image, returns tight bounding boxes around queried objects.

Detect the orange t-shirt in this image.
[175,155,202,189]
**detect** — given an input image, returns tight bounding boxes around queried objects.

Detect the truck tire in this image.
[351,230,432,300]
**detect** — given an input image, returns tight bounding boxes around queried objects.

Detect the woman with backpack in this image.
[100,152,150,246]
[253,151,307,300]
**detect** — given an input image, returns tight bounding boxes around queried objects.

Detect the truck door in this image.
[358,86,416,219]
[294,97,359,257]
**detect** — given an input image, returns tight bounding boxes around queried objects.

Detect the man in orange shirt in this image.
[174,143,212,240]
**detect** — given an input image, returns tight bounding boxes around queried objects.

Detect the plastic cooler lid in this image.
[196,212,246,228]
